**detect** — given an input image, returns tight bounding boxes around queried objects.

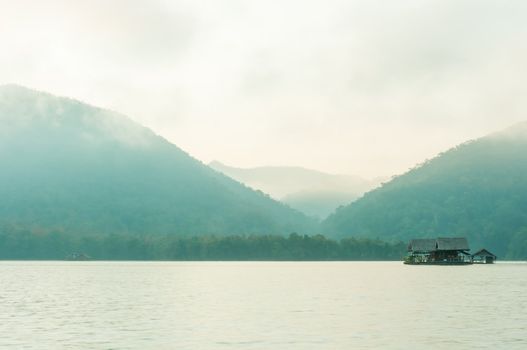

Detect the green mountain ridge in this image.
[323,123,527,258]
[0,85,315,236]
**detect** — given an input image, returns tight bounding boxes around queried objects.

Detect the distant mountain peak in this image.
[209,160,382,218]
[209,160,356,177]
[209,160,226,169]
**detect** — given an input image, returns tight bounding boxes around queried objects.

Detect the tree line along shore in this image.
[0,230,406,261]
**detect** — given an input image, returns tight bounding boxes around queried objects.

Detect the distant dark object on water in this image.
[472,248,497,264]
[405,237,471,265]
[66,252,91,261]
[404,237,496,265]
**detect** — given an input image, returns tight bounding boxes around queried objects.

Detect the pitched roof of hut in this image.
[408,239,436,252]
[472,248,496,258]
[408,237,470,252]
[436,237,469,251]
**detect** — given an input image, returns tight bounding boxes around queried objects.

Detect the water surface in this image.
[1,261,526,349]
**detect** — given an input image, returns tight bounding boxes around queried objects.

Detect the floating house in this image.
[472,249,497,264]
[405,237,472,265]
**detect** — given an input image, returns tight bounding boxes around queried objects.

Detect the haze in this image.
[1,0,526,177]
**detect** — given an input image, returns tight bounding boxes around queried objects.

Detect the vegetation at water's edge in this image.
[0,230,406,261]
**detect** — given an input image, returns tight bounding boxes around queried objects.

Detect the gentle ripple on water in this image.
[0,261,526,349]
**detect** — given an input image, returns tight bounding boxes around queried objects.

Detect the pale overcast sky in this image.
[1,0,526,177]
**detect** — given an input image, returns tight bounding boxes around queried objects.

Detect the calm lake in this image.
[1,261,526,349]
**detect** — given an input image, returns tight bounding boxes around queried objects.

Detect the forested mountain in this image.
[0,85,315,236]
[209,161,382,219]
[323,123,527,258]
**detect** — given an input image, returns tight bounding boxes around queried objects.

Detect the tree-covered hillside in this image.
[323,123,527,258]
[0,85,315,236]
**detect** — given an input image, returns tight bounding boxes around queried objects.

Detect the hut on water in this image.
[472,249,497,264]
[405,237,472,265]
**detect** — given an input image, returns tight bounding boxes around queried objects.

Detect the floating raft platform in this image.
[404,261,473,265]
[404,237,496,265]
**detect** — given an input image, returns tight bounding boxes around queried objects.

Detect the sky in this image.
[1,0,526,178]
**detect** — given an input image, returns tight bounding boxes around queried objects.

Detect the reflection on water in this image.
[1,261,526,349]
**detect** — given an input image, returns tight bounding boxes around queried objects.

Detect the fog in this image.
[1,0,526,177]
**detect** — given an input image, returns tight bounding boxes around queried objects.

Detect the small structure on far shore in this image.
[472,249,497,264]
[65,252,91,261]
[405,237,497,265]
[405,237,472,265]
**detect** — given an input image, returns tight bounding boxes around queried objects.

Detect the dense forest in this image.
[0,85,315,237]
[323,123,527,258]
[0,227,406,261]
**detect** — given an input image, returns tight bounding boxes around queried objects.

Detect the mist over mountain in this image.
[323,123,527,258]
[209,161,383,219]
[0,85,315,236]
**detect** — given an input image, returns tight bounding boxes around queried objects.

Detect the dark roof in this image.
[408,237,470,252]
[408,239,436,252]
[472,248,497,258]
[436,237,469,251]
